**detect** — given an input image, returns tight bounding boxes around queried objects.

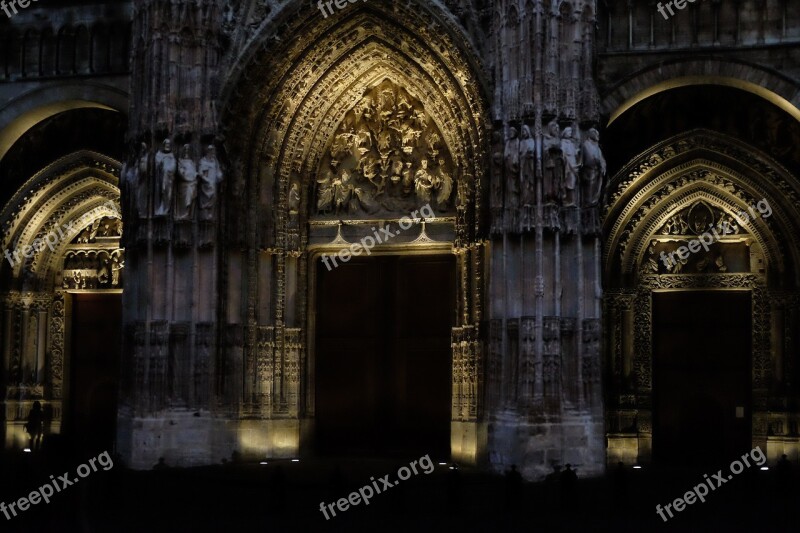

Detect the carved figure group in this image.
[128,139,224,221]
[315,81,455,216]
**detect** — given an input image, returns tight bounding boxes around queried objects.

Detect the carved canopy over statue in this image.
[315,80,456,218]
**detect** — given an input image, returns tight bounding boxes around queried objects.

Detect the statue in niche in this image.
[414,159,435,203]
[154,139,176,216]
[543,121,563,204]
[175,144,198,220]
[580,128,606,208]
[490,129,504,209]
[135,142,151,218]
[111,252,124,286]
[288,181,301,215]
[560,127,581,207]
[434,158,453,209]
[504,127,520,208]
[316,163,336,213]
[520,125,536,206]
[198,145,224,221]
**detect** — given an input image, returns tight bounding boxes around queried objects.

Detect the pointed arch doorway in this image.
[604,130,800,466]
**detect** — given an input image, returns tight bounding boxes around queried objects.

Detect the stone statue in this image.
[154,139,176,216]
[334,169,355,215]
[288,181,301,215]
[434,158,453,208]
[316,164,335,213]
[175,144,198,220]
[580,128,606,208]
[414,159,435,203]
[504,126,520,212]
[560,127,581,207]
[198,145,224,221]
[543,120,563,204]
[520,125,536,207]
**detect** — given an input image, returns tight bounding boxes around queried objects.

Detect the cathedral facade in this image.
[1,0,799,478]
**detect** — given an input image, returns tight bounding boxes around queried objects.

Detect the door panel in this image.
[315,255,454,457]
[653,291,751,465]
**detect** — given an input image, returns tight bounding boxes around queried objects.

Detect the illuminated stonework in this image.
[315,80,456,217]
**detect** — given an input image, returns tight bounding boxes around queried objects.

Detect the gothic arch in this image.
[604,129,800,287]
[220,3,491,463]
[602,59,800,125]
[0,82,128,162]
[603,129,800,465]
[0,151,122,451]
[0,151,121,290]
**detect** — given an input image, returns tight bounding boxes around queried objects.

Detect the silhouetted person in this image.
[612,461,628,501]
[153,457,168,470]
[25,401,44,451]
[504,464,523,511]
[560,464,577,509]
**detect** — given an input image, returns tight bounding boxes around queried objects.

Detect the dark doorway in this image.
[653,290,751,466]
[315,254,455,458]
[67,293,122,454]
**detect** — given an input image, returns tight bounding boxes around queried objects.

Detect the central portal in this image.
[314,254,455,458]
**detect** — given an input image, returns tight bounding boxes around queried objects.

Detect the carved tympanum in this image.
[315,80,455,217]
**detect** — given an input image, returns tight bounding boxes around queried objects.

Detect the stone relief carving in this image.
[74,217,122,243]
[62,249,125,290]
[315,80,455,217]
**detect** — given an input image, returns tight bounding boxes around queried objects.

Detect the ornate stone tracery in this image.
[603,129,800,465]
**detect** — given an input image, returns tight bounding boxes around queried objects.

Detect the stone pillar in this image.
[118,0,228,469]
[487,0,605,480]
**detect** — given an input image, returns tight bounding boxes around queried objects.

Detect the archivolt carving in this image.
[0,152,121,289]
[603,131,800,284]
